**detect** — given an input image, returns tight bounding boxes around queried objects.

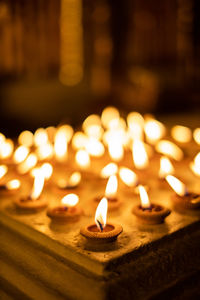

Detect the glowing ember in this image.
[132,140,149,169]
[6,179,21,190]
[85,138,105,157]
[190,152,200,176]
[30,171,45,200]
[159,156,174,179]
[171,125,192,143]
[105,175,118,199]
[166,175,187,196]
[144,119,166,144]
[95,197,108,231]
[18,130,33,147]
[17,153,38,174]
[75,149,90,169]
[13,146,29,164]
[119,167,138,187]
[100,163,118,178]
[193,128,200,145]
[61,193,79,207]
[0,165,8,179]
[155,140,183,161]
[138,185,151,209]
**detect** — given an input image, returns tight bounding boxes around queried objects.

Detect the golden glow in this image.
[0,133,6,143]
[0,165,8,179]
[36,143,54,161]
[155,140,183,161]
[13,146,29,164]
[30,172,45,200]
[75,149,90,169]
[18,130,33,147]
[166,175,187,196]
[85,138,105,157]
[190,152,200,176]
[127,112,144,140]
[100,163,118,178]
[105,175,118,198]
[82,115,102,139]
[108,138,124,161]
[144,119,166,144]
[171,125,192,143]
[138,185,151,209]
[6,179,21,190]
[34,128,48,147]
[193,128,200,145]
[46,126,56,143]
[119,167,138,187]
[54,127,68,162]
[61,193,79,207]
[0,139,14,159]
[17,153,38,174]
[95,197,108,231]
[30,163,53,180]
[72,132,87,150]
[159,156,174,179]
[101,106,120,129]
[132,140,149,169]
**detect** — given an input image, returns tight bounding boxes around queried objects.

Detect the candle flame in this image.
[95,197,108,232]
[171,125,192,143]
[30,163,53,180]
[159,156,174,179]
[165,175,187,196]
[108,137,124,161]
[17,153,38,174]
[68,171,81,186]
[138,185,151,209]
[83,114,102,139]
[190,152,200,176]
[105,175,118,198]
[13,146,29,164]
[101,106,120,129]
[36,143,54,160]
[127,112,144,140]
[144,119,166,144]
[85,138,105,157]
[34,128,48,146]
[132,140,149,169]
[155,140,183,161]
[193,128,200,145]
[30,171,45,200]
[61,193,79,207]
[18,130,33,147]
[72,132,87,150]
[0,165,8,179]
[6,179,21,190]
[54,127,68,162]
[100,163,118,178]
[0,139,14,159]
[119,167,138,187]
[75,149,90,169]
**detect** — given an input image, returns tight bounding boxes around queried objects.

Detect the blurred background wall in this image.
[0,0,200,136]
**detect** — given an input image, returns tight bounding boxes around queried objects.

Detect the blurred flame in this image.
[30,171,45,200]
[138,185,151,209]
[101,106,120,129]
[72,132,88,150]
[68,171,81,186]
[54,127,68,162]
[105,175,118,198]
[0,139,14,159]
[127,112,144,140]
[0,165,8,179]
[95,197,108,231]
[36,143,53,160]
[18,130,33,147]
[159,156,174,179]
[61,193,79,207]
[119,167,138,187]
[83,115,103,139]
[132,140,149,169]
[17,153,37,174]
[108,137,124,161]
[6,179,21,190]
[193,128,200,145]
[190,152,200,176]
[75,149,90,169]
[171,125,192,143]
[100,163,118,178]
[13,146,29,164]
[166,175,187,196]
[85,138,105,157]
[30,163,53,180]
[144,119,166,144]
[155,140,183,161]
[34,128,48,147]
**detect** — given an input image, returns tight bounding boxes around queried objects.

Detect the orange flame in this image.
[0,165,8,179]
[17,153,38,174]
[61,193,79,207]
[105,175,118,198]
[132,140,149,169]
[144,119,166,144]
[165,175,187,196]
[30,171,45,200]
[100,163,118,178]
[155,140,183,161]
[95,197,108,231]
[75,149,90,169]
[6,179,21,190]
[13,146,29,164]
[138,185,151,209]
[171,125,192,143]
[119,167,138,187]
[190,152,200,177]
[159,156,174,179]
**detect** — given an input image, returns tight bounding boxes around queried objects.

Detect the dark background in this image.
[0,0,200,137]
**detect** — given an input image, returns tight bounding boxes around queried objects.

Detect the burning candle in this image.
[15,170,47,211]
[47,193,82,223]
[166,175,200,210]
[0,179,21,195]
[132,185,171,224]
[159,156,174,179]
[132,140,149,170]
[80,197,123,243]
[56,171,81,190]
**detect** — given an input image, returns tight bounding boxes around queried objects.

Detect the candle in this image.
[132,185,171,224]
[56,171,81,190]
[166,175,200,210]
[47,193,82,223]
[80,197,123,243]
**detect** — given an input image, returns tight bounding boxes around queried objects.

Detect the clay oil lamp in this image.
[47,193,82,223]
[132,185,171,224]
[15,170,47,211]
[166,175,200,211]
[94,175,120,211]
[119,167,139,193]
[80,197,123,244]
[55,171,81,191]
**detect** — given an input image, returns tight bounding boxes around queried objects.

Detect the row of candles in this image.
[0,107,200,244]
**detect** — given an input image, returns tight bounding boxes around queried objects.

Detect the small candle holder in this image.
[47,206,82,223]
[80,223,123,243]
[15,196,48,211]
[132,204,171,225]
[171,192,200,211]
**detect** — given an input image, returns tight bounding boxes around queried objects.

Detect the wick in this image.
[142,205,152,211]
[97,220,103,232]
